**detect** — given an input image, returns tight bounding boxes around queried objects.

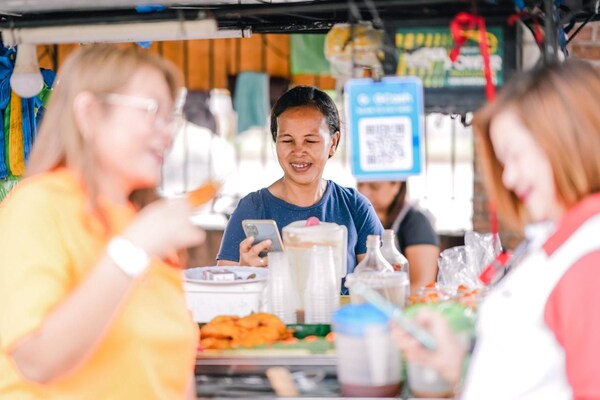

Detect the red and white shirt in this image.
[463,193,600,400]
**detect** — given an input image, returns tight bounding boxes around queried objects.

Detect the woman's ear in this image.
[329,131,341,158]
[72,91,99,141]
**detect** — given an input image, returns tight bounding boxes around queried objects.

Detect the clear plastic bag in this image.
[437,231,501,294]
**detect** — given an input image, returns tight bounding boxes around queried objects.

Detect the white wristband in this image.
[107,236,150,278]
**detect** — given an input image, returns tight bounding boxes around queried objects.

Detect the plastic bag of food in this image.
[437,231,501,294]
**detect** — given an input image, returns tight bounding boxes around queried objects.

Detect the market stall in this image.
[1,1,599,399]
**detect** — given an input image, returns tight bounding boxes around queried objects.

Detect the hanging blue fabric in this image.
[0,46,55,179]
[512,0,525,11]
[22,68,56,165]
[34,69,55,131]
[0,47,15,179]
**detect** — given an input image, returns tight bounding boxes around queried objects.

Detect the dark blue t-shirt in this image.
[217,180,383,282]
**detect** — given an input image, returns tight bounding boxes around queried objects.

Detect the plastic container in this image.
[304,246,339,324]
[345,271,409,309]
[282,220,348,298]
[184,266,267,322]
[332,304,402,397]
[265,252,298,324]
[404,302,475,398]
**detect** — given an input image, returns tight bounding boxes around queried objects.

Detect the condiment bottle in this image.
[380,229,410,277]
[354,235,394,273]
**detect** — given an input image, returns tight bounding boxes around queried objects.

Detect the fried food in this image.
[239,313,288,335]
[199,312,292,350]
[210,315,239,325]
[186,181,221,208]
[200,337,231,350]
[200,320,239,340]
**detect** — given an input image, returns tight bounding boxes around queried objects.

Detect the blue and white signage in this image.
[345,76,424,181]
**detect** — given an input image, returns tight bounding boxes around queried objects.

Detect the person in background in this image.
[217,86,383,282]
[357,180,440,292]
[392,59,600,399]
[0,45,204,399]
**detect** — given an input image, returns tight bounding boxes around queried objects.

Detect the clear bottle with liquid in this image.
[380,229,410,277]
[354,235,394,273]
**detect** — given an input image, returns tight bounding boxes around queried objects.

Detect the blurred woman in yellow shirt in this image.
[0,45,204,399]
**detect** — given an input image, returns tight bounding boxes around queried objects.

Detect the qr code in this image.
[358,116,413,171]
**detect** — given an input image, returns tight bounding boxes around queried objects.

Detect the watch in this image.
[107,236,151,278]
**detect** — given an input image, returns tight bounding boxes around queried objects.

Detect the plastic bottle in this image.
[380,229,410,277]
[354,235,394,273]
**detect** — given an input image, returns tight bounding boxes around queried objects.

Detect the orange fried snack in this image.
[186,181,221,208]
[200,319,240,340]
[200,337,231,350]
[199,313,292,350]
[210,315,239,325]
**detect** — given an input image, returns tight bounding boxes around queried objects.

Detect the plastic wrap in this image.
[437,231,501,294]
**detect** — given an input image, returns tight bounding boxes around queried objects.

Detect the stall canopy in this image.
[1,1,598,34]
[0,0,598,114]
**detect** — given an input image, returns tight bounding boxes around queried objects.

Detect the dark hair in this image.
[385,182,407,229]
[270,85,340,148]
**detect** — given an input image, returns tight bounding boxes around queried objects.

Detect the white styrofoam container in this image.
[184,266,267,323]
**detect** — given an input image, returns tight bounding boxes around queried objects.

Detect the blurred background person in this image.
[393,59,600,399]
[0,45,204,399]
[217,86,382,283]
[358,180,440,292]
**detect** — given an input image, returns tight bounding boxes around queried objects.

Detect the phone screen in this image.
[242,219,284,255]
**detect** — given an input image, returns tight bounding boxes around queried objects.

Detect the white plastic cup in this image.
[266,251,297,324]
[304,246,339,324]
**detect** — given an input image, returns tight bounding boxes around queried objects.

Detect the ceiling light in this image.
[10,43,44,98]
[1,19,251,46]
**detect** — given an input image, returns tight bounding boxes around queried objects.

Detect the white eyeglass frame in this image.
[99,91,186,133]
[100,93,159,115]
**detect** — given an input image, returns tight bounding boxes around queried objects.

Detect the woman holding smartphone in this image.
[393,60,600,399]
[217,86,383,278]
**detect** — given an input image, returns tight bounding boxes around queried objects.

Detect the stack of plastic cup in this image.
[304,246,340,324]
[266,251,298,324]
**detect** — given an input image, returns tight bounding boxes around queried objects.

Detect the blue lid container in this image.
[332,304,389,337]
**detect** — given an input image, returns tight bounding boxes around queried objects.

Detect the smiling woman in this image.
[216,86,383,289]
[392,59,600,400]
[0,45,204,399]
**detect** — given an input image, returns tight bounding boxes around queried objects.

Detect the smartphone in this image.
[242,219,285,256]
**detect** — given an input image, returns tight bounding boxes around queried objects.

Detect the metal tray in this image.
[196,351,336,375]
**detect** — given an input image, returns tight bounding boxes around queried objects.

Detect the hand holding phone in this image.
[242,219,284,258]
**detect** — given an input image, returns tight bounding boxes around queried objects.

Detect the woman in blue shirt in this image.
[217,86,382,276]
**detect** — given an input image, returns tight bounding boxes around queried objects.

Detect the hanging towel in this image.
[290,34,330,76]
[7,90,25,176]
[0,62,55,178]
[23,69,55,160]
[233,71,269,134]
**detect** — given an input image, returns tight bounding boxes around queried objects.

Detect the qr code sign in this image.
[358,116,413,171]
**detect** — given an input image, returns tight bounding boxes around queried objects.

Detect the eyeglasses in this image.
[99,92,185,133]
